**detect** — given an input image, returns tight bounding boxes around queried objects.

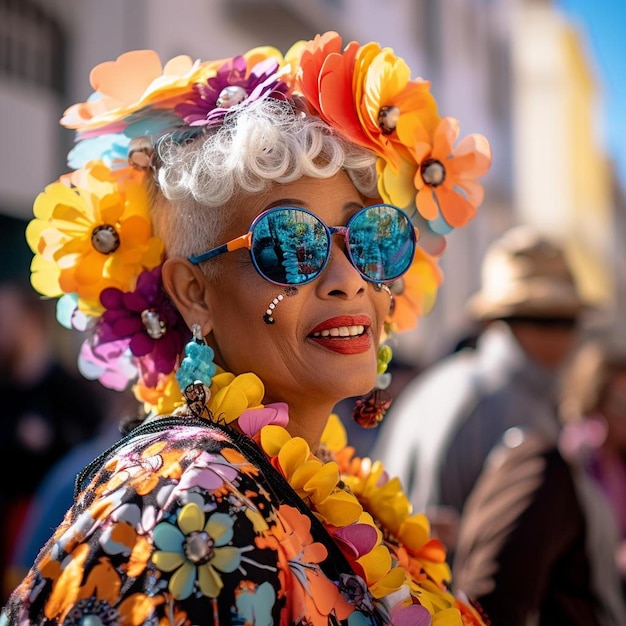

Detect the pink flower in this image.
[238,403,290,437]
[78,336,137,391]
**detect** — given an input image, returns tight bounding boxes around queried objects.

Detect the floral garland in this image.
[24,31,491,413]
[189,370,487,625]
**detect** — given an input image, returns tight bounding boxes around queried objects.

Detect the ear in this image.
[162,257,214,336]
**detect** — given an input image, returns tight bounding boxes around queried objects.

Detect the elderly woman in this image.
[3,33,491,624]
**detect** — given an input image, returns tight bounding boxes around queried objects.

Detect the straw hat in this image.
[466,226,586,321]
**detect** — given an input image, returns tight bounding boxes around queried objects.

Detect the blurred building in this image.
[512,0,615,314]
[0,0,622,362]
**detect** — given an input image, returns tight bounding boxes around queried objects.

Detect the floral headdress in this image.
[26,31,491,415]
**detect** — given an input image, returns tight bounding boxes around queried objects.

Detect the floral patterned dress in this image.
[2,399,487,625]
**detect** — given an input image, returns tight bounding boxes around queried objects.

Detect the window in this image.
[0,0,65,94]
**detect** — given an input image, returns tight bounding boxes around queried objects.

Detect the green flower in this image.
[152,502,241,600]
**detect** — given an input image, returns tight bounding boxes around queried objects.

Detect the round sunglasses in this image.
[188,204,417,286]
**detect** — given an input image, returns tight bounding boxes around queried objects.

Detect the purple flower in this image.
[175,56,289,127]
[98,266,186,375]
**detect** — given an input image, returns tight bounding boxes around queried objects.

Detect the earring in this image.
[176,323,216,419]
[263,287,298,324]
[352,343,393,428]
[375,282,395,315]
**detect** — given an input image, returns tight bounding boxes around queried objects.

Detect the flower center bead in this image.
[378,105,400,134]
[91,224,120,254]
[128,137,155,170]
[420,159,446,186]
[141,309,166,339]
[183,531,215,564]
[216,85,247,108]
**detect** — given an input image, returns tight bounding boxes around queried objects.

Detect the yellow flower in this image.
[133,371,183,416]
[135,368,266,421]
[152,502,241,600]
[342,458,412,535]
[208,371,265,424]
[396,514,452,589]
[376,151,418,210]
[26,161,163,311]
[319,413,349,454]
[260,424,292,457]
[260,426,362,527]
[356,43,439,167]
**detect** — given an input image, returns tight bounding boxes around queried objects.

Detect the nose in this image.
[315,232,367,299]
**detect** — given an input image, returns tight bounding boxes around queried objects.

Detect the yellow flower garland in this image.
[148,370,485,623]
[260,416,474,621]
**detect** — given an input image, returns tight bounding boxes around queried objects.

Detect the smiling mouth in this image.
[310,324,366,339]
[307,317,372,354]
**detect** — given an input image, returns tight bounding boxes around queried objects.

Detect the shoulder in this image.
[7,420,288,623]
[6,420,380,625]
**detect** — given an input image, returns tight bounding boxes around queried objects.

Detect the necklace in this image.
[163,369,486,623]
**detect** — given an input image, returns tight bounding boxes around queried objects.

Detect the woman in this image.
[2,32,491,624]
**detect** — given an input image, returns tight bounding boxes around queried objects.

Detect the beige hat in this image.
[466,226,586,321]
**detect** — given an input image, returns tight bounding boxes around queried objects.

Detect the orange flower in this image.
[298,33,366,143]
[297,31,439,172]
[133,371,183,415]
[397,116,492,229]
[256,504,353,621]
[387,247,443,333]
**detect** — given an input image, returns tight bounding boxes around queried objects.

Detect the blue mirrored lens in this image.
[348,205,415,281]
[250,205,415,285]
[251,209,329,284]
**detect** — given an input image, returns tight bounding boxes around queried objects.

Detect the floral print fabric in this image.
[2,412,487,625]
[1,419,388,625]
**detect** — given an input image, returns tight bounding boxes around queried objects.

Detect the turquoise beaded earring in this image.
[176,323,216,419]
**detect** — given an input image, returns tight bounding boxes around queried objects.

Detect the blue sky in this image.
[556,0,626,189]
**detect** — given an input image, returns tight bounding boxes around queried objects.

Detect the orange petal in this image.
[454,179,485,208]
[449,133,492,178]
[90,50,164,104]
[435,184,476,227]
[432,117,460,159]
[415,187,439,221]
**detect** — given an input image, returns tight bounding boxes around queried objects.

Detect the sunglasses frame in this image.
[188,203,418,286]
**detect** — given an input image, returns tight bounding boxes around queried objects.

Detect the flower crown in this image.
[26,31,491,415]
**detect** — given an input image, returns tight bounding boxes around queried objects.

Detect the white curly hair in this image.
[149,98,379,271]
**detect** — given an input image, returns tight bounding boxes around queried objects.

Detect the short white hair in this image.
[149,98,379,265]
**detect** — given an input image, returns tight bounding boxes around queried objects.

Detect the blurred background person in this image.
[6,386,136,593]
[559,336,626,597]
[0,280,107,601]
[372,226,585,530]
[371,226,626,623]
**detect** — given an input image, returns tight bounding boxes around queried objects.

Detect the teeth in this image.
[312,324,364,338]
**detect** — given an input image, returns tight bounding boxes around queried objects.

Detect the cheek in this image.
[209,283,291,368]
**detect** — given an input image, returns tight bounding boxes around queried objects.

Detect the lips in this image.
[308,315,373,354]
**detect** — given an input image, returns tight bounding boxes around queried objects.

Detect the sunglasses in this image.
[188,204,417,286]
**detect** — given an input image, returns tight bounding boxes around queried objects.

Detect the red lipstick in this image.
[308,315,373,354]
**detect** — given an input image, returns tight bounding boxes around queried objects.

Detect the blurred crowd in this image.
[0,281,129,601]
